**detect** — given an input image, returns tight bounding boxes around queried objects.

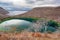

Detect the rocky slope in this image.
[14,7,60,22]
[0,7,9,20]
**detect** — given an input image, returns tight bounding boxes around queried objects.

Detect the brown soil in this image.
[0,32,60,40]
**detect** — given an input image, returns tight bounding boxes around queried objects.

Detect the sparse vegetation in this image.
[0,17,39,23]
[47,20,59,28]
[0,17,60,33]
[28,19,60,33]
[0,32,60,40]
[0,17,60,40]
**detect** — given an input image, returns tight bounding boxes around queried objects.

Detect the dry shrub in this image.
[0,32,60,40]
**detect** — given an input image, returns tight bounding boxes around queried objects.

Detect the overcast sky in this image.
[0,0,60,16]
[0,0,60,11]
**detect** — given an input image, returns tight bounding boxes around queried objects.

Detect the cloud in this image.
[0,0,60,16]
[0,1,31,12]
[0,1,31,11]
[0,0,33,8]
[0,0,60,11]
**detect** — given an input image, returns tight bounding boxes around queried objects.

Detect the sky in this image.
[0,0,60,16]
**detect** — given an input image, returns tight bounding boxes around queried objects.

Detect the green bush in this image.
[0,17,39,23]
[47,20,59,28]
[18,17,39,22]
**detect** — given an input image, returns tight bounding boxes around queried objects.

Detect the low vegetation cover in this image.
[0,17,39,23]
[0,17,60,33]
[28,19,60,33]
[0,17,60,40]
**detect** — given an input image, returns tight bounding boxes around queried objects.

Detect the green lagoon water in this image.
[0,19,32,32]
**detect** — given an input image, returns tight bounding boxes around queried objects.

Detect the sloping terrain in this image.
[0,7,9,20]
[14,7,60,22]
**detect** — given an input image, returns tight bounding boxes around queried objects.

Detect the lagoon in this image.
[0,19,32,32]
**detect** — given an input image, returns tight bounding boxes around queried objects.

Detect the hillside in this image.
[0,7,9,20]
[14,7,60,22]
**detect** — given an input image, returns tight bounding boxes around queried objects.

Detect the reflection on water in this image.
[0,19,32,32]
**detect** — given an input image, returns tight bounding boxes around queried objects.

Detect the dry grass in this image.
[0,32,60,40]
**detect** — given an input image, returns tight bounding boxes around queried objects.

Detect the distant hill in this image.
[0,7,9,20]
[14,7,60,22]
